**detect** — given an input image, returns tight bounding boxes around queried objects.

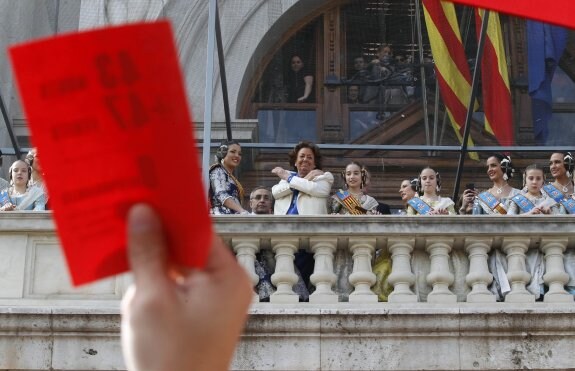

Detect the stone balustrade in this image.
[216,214,575,305]
[1,212,575,370]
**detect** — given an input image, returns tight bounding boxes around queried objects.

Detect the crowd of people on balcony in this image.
[0,142,572,218]
[205,140,574,302]
[207,140,575,219]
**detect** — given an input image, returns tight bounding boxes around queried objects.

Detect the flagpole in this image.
[202,0,218,195]
[215,4,232,141]
[432,77,440,148]
[414,0,431,149]
[452,9,490,202]
[0,92,21,158]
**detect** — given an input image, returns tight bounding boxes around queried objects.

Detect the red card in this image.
[9,21,212,285]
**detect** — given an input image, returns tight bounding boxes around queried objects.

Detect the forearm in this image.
[303,81,312,99]
[459,204,473,215]
[301,75,313,100]
[272,179,293,199]
[223,197,247,214]
[289,174,333,197]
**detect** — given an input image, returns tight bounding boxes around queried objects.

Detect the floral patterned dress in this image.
[208,164,244,215]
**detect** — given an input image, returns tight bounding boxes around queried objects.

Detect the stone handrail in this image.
[1,212,574,306]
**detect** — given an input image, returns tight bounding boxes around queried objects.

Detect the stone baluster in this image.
[425,238,456,303]
[541,238,573,303]
[348,237,378,303]
[387,238,417,303]
[464,238,495,303]
[503,238,535,303]
[232,238,261,303]
[270,238,299,303]
[309,237,338,303]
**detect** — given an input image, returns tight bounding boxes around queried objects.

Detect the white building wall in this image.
[1,0,328,131]
[0,0,79,172]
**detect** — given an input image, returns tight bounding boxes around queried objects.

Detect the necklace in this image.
[493,183,507,194]
[526,192,543,202]
[10,187,25,196]
[555,180,570,193]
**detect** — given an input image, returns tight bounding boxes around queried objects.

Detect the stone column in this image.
[465,238,495,303]
[232,238,260,303]
[270,238,299,303]
[425,238,456,303]
[503,238,535,303]
[387,238,417,303]
[541,238,573,303]
[309,237,338,303]
[348,237,378,303]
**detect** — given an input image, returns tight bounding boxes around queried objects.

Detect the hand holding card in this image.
[9,21,211,285]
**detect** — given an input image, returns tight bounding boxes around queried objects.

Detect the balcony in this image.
[1,212,575,370]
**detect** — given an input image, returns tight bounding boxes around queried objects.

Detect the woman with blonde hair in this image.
[0,160,46,211]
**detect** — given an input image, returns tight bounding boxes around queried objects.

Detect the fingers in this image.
[204,234,253,289]
[1,203,14,211]
[204,235,241,275]
[127,203,169,288]
[463,190,476,197]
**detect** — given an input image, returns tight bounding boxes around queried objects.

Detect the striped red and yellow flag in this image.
[476,9,514,145]
[335,190,365,215]
[450,0,575,30]
[423,0,479,160]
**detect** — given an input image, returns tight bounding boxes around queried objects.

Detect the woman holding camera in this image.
[459,154,521,215]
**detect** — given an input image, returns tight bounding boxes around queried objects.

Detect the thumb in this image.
[127,203,168,288]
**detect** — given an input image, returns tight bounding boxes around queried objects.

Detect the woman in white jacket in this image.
[271,141,333,215]
[271,141,333,300]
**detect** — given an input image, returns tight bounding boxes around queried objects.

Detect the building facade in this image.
[2,1,574,208]
[1,2,575,369]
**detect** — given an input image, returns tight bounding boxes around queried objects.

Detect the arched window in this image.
[240,1,496,148]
